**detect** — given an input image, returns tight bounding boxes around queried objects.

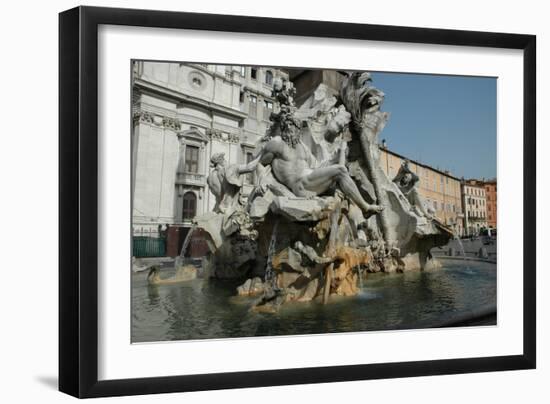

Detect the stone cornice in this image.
[134,105,250,144]
[206,128,240,144]
[133,110,181,131]
[134,77,248,121]
[242,85,275,100]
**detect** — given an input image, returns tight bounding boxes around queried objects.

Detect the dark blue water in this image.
[131,260,496,343]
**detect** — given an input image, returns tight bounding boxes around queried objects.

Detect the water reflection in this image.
[132,261,496,343]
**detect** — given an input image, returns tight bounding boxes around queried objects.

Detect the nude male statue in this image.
[393,160,433,218]
[238,122,384,217]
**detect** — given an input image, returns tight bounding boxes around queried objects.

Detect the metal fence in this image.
[132,228,166,258]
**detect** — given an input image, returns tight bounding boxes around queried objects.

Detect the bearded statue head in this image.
[263,105,302,148]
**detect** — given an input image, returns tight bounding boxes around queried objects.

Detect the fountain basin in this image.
[131,259,496,343]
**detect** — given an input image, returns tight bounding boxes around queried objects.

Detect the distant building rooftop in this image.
[463,178,495,187]
[381,145,461,182]
[462,181,485,190]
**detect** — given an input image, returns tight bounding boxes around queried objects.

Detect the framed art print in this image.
[59,6,536,398]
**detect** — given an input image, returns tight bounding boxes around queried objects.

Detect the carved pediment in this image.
[178,128,210,144]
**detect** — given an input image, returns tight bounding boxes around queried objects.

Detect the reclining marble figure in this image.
[236,112,384,218]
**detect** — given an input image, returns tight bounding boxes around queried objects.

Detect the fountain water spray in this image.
[454,234,466,257]
[175,224,197,269]
[264,219,280,290]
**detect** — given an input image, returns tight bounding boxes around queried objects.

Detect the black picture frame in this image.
[59,5,536,398]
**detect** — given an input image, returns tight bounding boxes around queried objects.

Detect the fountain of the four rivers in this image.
[133,72,496,341]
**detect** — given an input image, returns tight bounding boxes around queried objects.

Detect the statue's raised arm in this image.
[237,139,283,175]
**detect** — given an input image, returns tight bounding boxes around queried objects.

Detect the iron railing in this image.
[133,228,166,258]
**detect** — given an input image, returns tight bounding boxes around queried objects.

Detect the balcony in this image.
[176,172,206,186]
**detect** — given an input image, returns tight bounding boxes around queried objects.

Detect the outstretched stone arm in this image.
[237,141,279,175]
[237,153,262,175]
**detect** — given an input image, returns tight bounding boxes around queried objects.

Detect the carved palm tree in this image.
[340,72,396,249]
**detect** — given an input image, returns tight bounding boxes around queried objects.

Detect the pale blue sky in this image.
[370,71,497,180]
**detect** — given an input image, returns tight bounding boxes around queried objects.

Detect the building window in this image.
[239,91,245,103]
[264,100,273,120]
[265,70,273,85]
[251,68,257,80]
[225,66,232,80]
[249,95,257,116]
[182,192,197,221]
[244,151,255,184]
[240,66,246,77]
[184,145,199,173]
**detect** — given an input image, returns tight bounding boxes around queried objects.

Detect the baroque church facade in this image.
[131,61,288,233]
